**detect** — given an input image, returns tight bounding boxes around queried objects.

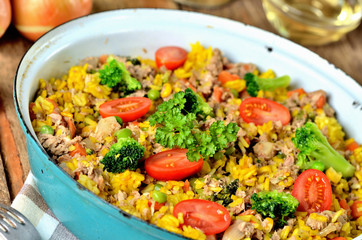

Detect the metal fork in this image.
[0,203,41,240]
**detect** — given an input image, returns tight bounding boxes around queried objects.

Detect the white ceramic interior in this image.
[15,9,362,144]
[13,8,362,240]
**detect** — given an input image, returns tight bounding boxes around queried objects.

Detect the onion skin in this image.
[12,0,93,41]
[0,0,11,38]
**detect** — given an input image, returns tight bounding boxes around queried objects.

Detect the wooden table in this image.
[0,0,361,205]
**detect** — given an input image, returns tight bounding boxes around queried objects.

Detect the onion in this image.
[12,0,93,41]
[253,141,275,160]
[222,219,245,240]
[94,116,121,142]
[0,0,11,38]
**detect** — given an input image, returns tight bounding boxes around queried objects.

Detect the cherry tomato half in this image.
[351,200,362,219]
[173,199,231,235]
[155,46,187,70]
[239,97,291,126]
[99,97,151,122]
[292,169,332,213]
[145,149,203,181]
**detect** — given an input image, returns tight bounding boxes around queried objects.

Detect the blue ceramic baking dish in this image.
[14,9,362,240]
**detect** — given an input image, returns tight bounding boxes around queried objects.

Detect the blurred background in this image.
[0,0,361,205]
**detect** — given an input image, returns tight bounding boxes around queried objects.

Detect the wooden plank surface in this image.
[0,26,32,204]
[0,97,24,200]
[0,153,11,205]
[0,0,361,205]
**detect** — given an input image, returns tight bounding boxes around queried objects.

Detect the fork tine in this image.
[0,204,25,224]
[0,204,41,240]
[0,216,22,240]
[0,203,41,240]
[0,204,22,234]
[0,203,36,232]
[0,216,13,233]
[0,209,21,228]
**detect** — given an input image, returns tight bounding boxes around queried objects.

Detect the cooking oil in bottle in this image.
[173,0,232,8]
[262,0,362,45]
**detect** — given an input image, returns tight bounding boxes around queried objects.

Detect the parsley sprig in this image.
[149,89,239,161]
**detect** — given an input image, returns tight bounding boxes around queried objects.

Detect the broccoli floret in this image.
[101,137,144,173]
[211,179,239,206]
[99,56,141,93]
[244,72,291,97]
[85,148,94,155]
[183,88,213,117]
[292,122,355,178]
[251,190,299,228]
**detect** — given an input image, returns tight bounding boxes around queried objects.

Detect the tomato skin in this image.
[339,199,351,216]
[239,209,256,216]
[155,46,187,70]
[173,199,231,235]
[330,237,347,240]
[183,179,190,192]
[180,78,197,92]
[46,98,60,113]
[346,141,359,152]
[316,95,326,109]
[351,200,362,219]
[239,97,291,126]
[99,54,109,65]
[339,199,349,210]
[212,86,223,103]
[66,117,76,138]
[145,149,203,181]
[148,201,165,211]
[292,169,332,213]
[99,97,151,122]
[287,88,306,97]
[70,142,87,157]
[218,71,239,84]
